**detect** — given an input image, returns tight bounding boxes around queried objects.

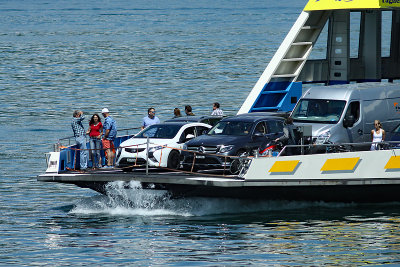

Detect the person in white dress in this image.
[370,120,385,150]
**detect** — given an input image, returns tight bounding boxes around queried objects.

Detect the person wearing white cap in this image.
[101,108,117,168]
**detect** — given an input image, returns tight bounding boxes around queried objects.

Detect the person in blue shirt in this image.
[71,110,88,170]
[141,107,160,130]
[101,108,117,168]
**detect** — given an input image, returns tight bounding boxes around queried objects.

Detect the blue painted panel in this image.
[250,81,302,113]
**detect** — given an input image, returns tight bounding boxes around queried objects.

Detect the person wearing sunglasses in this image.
[141,107,160,130]
[370,120,385,151]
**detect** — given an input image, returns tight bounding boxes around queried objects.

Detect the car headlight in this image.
[218,145,235,153]
[148,145,164,153]
[315,131,331,145]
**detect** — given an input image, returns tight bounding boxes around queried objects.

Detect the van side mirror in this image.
[343,114,355,128]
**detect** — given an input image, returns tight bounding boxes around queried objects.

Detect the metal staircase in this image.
[238,10,330,114]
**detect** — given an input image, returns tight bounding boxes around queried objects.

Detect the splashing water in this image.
[70,181,192,216]
[69,181,357,217]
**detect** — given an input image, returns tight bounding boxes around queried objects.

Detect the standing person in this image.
[173,108,182,118]
[101,108,117,168]
[185,105,195,116]
[86,114,103,169]
[371,120,385,150]
[275,117,298,156]
[141,107,160,130]
[211,102,224,116]
[71,110,88,170]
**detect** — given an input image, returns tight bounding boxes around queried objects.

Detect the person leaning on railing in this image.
[275,117,298,156]
[71,110,88,170]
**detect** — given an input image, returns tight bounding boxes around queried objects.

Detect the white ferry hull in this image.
[38,148,400,202]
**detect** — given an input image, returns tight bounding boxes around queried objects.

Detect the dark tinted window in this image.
[267,120,284,133]
[345,101,360,123]
[254,122,267,134]
[201,117,223,126]
[179,126,196,142]
[209,121,253,136]
[196,126,210,136]
[135,124,181,139]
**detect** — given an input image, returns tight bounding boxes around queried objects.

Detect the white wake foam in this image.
[69,181,356,217]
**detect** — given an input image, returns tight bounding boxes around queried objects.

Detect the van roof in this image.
[303,82,400,101]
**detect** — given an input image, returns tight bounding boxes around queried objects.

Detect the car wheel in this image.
[167,150,180,169]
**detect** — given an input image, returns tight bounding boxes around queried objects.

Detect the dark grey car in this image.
[181,114,285,173]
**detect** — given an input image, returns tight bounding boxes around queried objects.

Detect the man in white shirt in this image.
[211,102,224,116]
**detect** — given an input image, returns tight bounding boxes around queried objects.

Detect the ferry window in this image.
[350,12,361,59]
[308,21,328,60]
[382,11,392,58]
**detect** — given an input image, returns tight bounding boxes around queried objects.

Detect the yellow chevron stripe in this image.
[384,156,400,169]
[269,160,300,173]
[321,157,360,171]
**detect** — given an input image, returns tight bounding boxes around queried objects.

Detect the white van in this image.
[290,83,400,146]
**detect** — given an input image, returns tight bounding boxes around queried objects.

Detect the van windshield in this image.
[208,121,253,136]
[292,99,346,124]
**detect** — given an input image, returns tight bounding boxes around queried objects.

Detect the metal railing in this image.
[277,141,400,157]
[56,127,141,149]
[54,134,400,178]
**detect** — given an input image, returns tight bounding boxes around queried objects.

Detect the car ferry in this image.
[38,0,400,202]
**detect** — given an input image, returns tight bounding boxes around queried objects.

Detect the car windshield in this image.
[208,121,253,136]
[292,99,346,124]
[135,124,181,139]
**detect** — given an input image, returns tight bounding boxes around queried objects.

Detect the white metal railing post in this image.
[146,136,149,175]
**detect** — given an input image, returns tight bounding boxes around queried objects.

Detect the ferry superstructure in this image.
[38,0,400,202]
[239,0,400,113]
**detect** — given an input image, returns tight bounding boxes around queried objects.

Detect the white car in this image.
[116,122,212,170]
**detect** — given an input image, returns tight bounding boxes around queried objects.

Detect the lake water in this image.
[1,0,400,265]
